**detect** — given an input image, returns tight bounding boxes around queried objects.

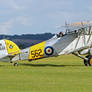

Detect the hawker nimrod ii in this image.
[1,21,92,66]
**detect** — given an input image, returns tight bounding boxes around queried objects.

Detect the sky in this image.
[0,0,92,35]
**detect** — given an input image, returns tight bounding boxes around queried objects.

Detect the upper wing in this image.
[65,21,92,32]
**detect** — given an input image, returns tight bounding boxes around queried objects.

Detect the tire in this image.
[84,55,90,66]
[88,57,92,66]
[84,59,89,66]
[14,62,18,66]
[84,55,92,66]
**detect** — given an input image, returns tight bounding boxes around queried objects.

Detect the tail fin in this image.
[5,40,21,55]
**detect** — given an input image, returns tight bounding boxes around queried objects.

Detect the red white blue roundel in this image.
[45,46,54,56]
[9,45,13,49]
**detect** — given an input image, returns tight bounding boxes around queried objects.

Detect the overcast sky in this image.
[0,0,92,34]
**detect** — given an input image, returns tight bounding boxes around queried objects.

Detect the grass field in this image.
[0,55,92,92]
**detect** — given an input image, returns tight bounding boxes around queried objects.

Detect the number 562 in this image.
[31,49,42,58]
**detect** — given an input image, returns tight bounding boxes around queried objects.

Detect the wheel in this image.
[84,55,92,66]
[14,62,19,66]
[88,57,92,66]
[84,55,89,66]
[84,59,89,66]
[10,61,13,63]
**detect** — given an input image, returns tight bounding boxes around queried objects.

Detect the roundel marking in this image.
[9,45,13,49]
[45,46,54,56]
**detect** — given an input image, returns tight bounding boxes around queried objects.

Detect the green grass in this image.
[0,55,92,92]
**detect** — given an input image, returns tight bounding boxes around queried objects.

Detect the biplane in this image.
[0,21,92,66]
[10,21,92,66]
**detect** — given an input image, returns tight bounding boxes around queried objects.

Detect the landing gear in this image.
[13,62,19,66]
[73,52,92,66]
[84,59,88,66]
[88,57,92,66]
[84,56,92,66]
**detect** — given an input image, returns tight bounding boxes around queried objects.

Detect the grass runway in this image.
[0,55,92,92]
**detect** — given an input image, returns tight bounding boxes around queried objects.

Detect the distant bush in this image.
[0,33,54,48]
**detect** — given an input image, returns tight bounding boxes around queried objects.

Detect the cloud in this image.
[0,0,25,13]
[9,0,23,10]
[0,0,92,34]
[0,20,13,34]
[15,16,31,25]
[0,16,31,34]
